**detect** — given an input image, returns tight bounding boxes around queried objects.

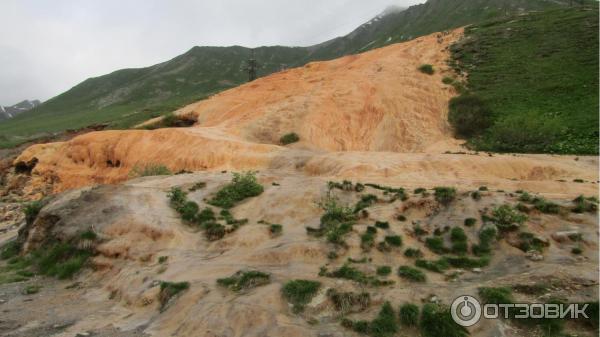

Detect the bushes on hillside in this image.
[448,94,492,138]
[418,64,435,75]
[208,171,264,208]
[280,132,300,145]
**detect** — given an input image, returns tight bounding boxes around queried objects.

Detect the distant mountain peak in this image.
[0,99,41,121]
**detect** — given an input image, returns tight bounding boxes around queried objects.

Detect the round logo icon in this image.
[451,295,482,327]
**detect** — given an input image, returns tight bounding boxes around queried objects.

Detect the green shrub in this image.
[399,303,420,326]
[479,186,488,191]
[519,192,533,202]
[492,205,527,231]
[217,270,270,292]
[533,197,560,214]
[516,232,549,252]
[130,164,172,177]
[571,247,583,255]
[159,281,190,309]
[158,256,168,264]
[418,64,435,75]
[415,259,449,273]
[269,224,283,236]
[471,191,481,200]
[208,172,264,208]
[168,187,187,208]
[280,132,300,145]
[377,266,392,276]
[434,187,456,206]
[0,241,20,260]
[414,188,426,194]
[398,266,426,282]
[179,201,199,222]
[448,94,492,138]
[354,194,378,213]
[442,76,454,85]
[361,231,376,251]
[188,181,206,192]
[445,256,490,268]
[478,287,513,304]
[325,264,392,287]
[425,237,447,254]
[375,221,390,229]
[396,215,407,222]
[368,302,398,337]
[281,279,321,313]
[404,248,423,258]
[450,227,467,242]
[32,243,92,279]
[464,218,477,227]
[384,235,402,247]
[420,303,468,337]
[23,200,45,224]
[572,195,598,213]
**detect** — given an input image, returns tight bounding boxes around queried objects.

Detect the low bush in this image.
[384,235,402,247]
[281,279,321,313]
[471,191,481,200]
[376,266,392,276]
[425,237,447,254]
[448,94,492,138]
[415,259,449,273]
[516,232,549,252]
[398,266,426,282]
[532,197,561,214]
[478,287,513,304]
[404,248,423,258]
[280,132,300,145]
[343,302,398,337]
[464,218,477,227]
[420,303,468,337]
[23,200,45,224]
[445,256,490,268]
[434,187,457,206]
[159,281,190,309]
[354,194,379,213]
[217,270,270,292]
[492,205,527,231]
[399,303,419,326]
[375,221,390,229]
[269,224,283,236]
[208,172,264,208]
[31,242,92,279]
[0,241,20,260]
[418,64,435,75]
[572,195,598,213]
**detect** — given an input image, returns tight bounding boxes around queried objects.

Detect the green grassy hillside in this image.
[0,0,574,149]
[449,6,599,154]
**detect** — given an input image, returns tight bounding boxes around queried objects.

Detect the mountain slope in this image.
[449,7,599,154]
[0,0,572,148]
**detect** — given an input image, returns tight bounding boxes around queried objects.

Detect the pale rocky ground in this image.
[0,28,598,337]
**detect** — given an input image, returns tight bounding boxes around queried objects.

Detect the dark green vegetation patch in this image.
[450,7,599,154]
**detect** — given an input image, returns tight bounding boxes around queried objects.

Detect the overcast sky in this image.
[0,0,423,106]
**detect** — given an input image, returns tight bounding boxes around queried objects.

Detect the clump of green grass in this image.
[572,195,598,213]
[208,172,264,209]
[323,264,393,287]
[280,132,300,145]
[445,256,490,268]
[532,197,560,214]
[375,221,389,229]
[425,236,448,254]
[399,303,419,326]
[188,181,206,192]
[354,194,378,213]
[478,287,513,304]
[414,187,426,194]
[418,64,435,75]
[471,191,482,200]
[450,227,468,255]
[492,204,527,231]
[0,241,20,260]
[404,248,423,258]
[327,289,371,314]
[464,218,477,227]
[343,302,398,337]
[22,284,41,295]
[384,235,402,247]
[442,76,454,85]
[376,266,392,276]
[472,225,497,256]
[448,94,492,138]
[415,259,450,273]
[396,214,407,222]
[158,256,168,264]
[159,281,190,309]
[23,200,45,224]
[361,228,377,251]
[281,279,321,313]
[269,224,283,236]
[30,242,92,279]
[434,187,456,206]
[307,193,356,246]
[398,266,426,282]
[217,270,270,292]
[203,222,226,241]
[129,164,172,177]
[516,232,549,252]
[420,303,468,337]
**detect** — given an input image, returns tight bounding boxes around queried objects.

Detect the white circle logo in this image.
[451,295,482,327]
